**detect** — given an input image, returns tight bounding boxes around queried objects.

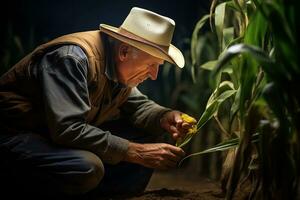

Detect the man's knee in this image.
[61,150,105,195]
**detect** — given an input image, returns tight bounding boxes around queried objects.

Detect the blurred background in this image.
[0,0,223,183]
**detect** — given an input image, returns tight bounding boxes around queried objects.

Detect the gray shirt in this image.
[36,44,170,164]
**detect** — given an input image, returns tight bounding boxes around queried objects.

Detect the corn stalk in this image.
[185,0,300,199]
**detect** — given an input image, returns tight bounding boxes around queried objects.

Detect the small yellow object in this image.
[181,114,197,135]
[187,125,197,135]
[181,113,197,124]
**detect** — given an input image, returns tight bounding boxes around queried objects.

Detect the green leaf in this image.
[225,36,243,49]
[223,27,234,48]
[191,14,210,67]
[226,1,240,12]
[230,86,241,121]
[200,60,218,71]
[179,133,260,166]
[176,134,194,148]
[209,0,218,32]
[207,81,234,102]
[215,2,227,51]
[213,43,273,76]
[197,82,236,129]
[176,81,236,148]
[244,8,268,47]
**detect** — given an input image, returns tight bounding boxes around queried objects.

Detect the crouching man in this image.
[0,7,195,198]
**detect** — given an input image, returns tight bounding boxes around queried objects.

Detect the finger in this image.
[170,125,180,134]
[164,150,181,162]
[182,122,193,129]
[173,132,187,140]
[168,152,182,163]
[174,112,183,124]
[171,125,187,140]
[163,158,177,168]
[173,123,187,136]
[177,132,187,139]
[167,145,186,157]
[172,132,179,140]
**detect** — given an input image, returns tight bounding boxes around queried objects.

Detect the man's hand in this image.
[124,142,185,170]
[160,110,196,140]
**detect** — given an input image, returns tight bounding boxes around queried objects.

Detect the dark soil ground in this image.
[102,169,250,200]
[131,172,223,200]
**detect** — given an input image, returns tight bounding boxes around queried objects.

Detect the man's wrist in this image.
[123,142,142,164]
[159,110,172,128]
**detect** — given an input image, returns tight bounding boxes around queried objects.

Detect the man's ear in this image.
[118,43,130,61]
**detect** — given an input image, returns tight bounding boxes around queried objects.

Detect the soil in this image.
[99,169,250,200]
[98,171,224,200]
[132,170,223,200]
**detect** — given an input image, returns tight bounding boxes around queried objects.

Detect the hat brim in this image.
[99,24,184,68]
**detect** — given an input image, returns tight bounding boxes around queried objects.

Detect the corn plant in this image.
[180,0,300,199]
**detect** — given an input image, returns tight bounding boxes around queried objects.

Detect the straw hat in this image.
[99,7,185,68]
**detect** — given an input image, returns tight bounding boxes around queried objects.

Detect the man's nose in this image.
[148,64,159,80]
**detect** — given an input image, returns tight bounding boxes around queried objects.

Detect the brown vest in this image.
[0,30,131,133]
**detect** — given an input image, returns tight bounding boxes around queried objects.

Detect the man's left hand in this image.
[160,110,196,140]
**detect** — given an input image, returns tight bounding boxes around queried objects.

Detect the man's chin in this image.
[127,83,139,88]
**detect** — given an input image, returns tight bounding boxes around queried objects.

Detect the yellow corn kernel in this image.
[181,113,197,135]
[181,113,197,124]
[187,125,197,135]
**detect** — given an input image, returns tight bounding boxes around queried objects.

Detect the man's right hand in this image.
[123,142,185,170]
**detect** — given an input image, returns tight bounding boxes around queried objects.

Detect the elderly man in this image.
[0,7,194,198]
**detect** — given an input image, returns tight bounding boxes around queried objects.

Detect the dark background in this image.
[1,0,211,106]
[1,0,209,53]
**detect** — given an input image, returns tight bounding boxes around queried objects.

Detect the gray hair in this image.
[107,36,142,60]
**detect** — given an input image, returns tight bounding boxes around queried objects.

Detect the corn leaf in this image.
[213,44,273,77]
[215,2,227,51]
[176,81,236,148]
[179,133,260,166]
[191,14,210,67]
[197,81,236,129]
[223,27,234,48]
[200,60,218,71]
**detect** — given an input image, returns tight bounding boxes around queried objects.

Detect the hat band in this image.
[118,28,169,52]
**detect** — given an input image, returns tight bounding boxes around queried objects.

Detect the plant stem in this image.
[214,115,231,139]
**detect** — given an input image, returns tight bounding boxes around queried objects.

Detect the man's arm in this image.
[120,87,194,140]
[119,86,190,169]
[120,87,171,135]
[37,45,129,164]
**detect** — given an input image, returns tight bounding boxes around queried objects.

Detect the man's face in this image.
[116,44,164,87]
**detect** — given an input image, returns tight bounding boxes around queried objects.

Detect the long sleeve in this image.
[37,45,129,164]
[120,87,171,135]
